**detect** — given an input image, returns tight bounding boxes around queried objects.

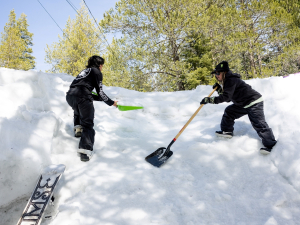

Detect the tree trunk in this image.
[172,39,185,91]
[258,54,262,77]
[177,77,185,91]
[249,52,256,78]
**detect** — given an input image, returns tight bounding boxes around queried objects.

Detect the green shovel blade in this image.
[117,105,144,111]
[92,92,143,111]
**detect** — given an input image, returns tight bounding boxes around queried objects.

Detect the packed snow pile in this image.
[0,67,300,225]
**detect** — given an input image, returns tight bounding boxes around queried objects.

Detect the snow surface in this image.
[0,67,300,225]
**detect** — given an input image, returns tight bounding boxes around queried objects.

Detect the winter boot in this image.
[215,131,233,138]
[260,147,272,155]
[74,125,83,138]
[77,149,94,162]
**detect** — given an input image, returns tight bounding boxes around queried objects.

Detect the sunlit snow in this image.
[0,68,300,225]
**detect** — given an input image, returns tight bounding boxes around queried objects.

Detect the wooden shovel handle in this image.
[173,87,218,141]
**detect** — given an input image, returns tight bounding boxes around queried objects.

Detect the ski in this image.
[17,164,66,225]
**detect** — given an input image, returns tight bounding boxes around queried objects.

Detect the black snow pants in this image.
[221,102,277,148]
[66,94,95,151]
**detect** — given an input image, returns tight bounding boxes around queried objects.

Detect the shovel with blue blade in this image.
[145,87,218,167]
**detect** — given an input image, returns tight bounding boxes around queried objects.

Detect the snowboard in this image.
[17,164,66,225]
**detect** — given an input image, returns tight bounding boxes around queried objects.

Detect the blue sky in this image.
[0,0,119,72]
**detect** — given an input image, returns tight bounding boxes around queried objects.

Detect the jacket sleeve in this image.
[97,80,114,106]
[92,68,114,106]
[214,79,236,104]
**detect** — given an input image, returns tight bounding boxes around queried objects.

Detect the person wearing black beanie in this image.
[200,61,277,154]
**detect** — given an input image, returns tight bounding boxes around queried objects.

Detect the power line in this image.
[65,0,118,59]
[66,0,78,13]
[81,0,118,58]
[37,0,70,42]
[65,0,103,43]
[38,0,119,61]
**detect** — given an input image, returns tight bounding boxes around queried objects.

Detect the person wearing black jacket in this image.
[66,55,117,162]
[200,61,277,154]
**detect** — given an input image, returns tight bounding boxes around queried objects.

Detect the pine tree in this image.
[275,0,300,28]
[0,10,35,70]
[102,37,151,91]
[274,0,300,72]
[100,0,300,90]
[205,0,300,78]
[17,13,35,70]
[100,0,211,91]
[182,33,213,89]
[45,5,105,76]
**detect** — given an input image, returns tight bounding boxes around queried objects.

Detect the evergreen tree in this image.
[205,0,300,78]
[182,33,213,89]
[100,0,212,91]
[274,0,300,72]
[275,0,300,28]
[102,37,152,92]
[17,13,35,70]
[0,10,35,70]
[100,0,300,91]
[45,5,105,76]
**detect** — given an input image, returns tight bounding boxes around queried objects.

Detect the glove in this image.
[213,83,223,95]
[200,97,215,105]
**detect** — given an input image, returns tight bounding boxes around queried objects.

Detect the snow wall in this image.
[0,67,300,209]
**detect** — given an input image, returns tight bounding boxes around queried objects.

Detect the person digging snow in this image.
[200,61,277,154]
[66,55,118,162]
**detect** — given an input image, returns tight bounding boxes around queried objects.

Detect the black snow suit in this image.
[66,67,114,151]
[214,71,277,148]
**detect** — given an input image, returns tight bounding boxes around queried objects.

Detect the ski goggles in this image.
[211,70,221,77]
[211,72,221,78]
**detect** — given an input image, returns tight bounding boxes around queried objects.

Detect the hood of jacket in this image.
[225,70,241,79]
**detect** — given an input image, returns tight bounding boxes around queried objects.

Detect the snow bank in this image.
[0,68,72,206]
[1,67,300,225]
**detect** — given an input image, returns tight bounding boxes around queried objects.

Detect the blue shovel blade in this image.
[145,147,173,167]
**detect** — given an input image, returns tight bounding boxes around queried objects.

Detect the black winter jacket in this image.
[214,71,261,107]
[66,67,114,106]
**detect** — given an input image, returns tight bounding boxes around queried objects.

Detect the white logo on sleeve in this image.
[75,68,91,80]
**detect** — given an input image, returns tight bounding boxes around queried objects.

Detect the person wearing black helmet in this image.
[66,55,118,162]
[200,61,277,154]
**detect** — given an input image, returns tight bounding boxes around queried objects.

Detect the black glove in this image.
[200,97,215,105]
[213,83,223,95]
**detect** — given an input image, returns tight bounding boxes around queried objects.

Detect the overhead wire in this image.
[81,0,118,59]
[38,0,121,65]
[64,0,119,60]
[65,0,104,47]
[66,0,78,11]
[37,0,104,48]
[37,0,71,42]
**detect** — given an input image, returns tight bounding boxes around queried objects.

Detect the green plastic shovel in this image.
[92,91,143,111]
[117,105,144,111]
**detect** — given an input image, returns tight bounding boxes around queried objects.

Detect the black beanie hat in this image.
[211,61,230,74]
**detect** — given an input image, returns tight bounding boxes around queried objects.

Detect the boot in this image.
[77,149,94,162]
[74,125,83,138]
[260,147,272,155]
[215,131,233,138]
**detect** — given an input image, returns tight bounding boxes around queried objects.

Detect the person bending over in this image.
[200,61,277,154]
[66,55,118,161]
